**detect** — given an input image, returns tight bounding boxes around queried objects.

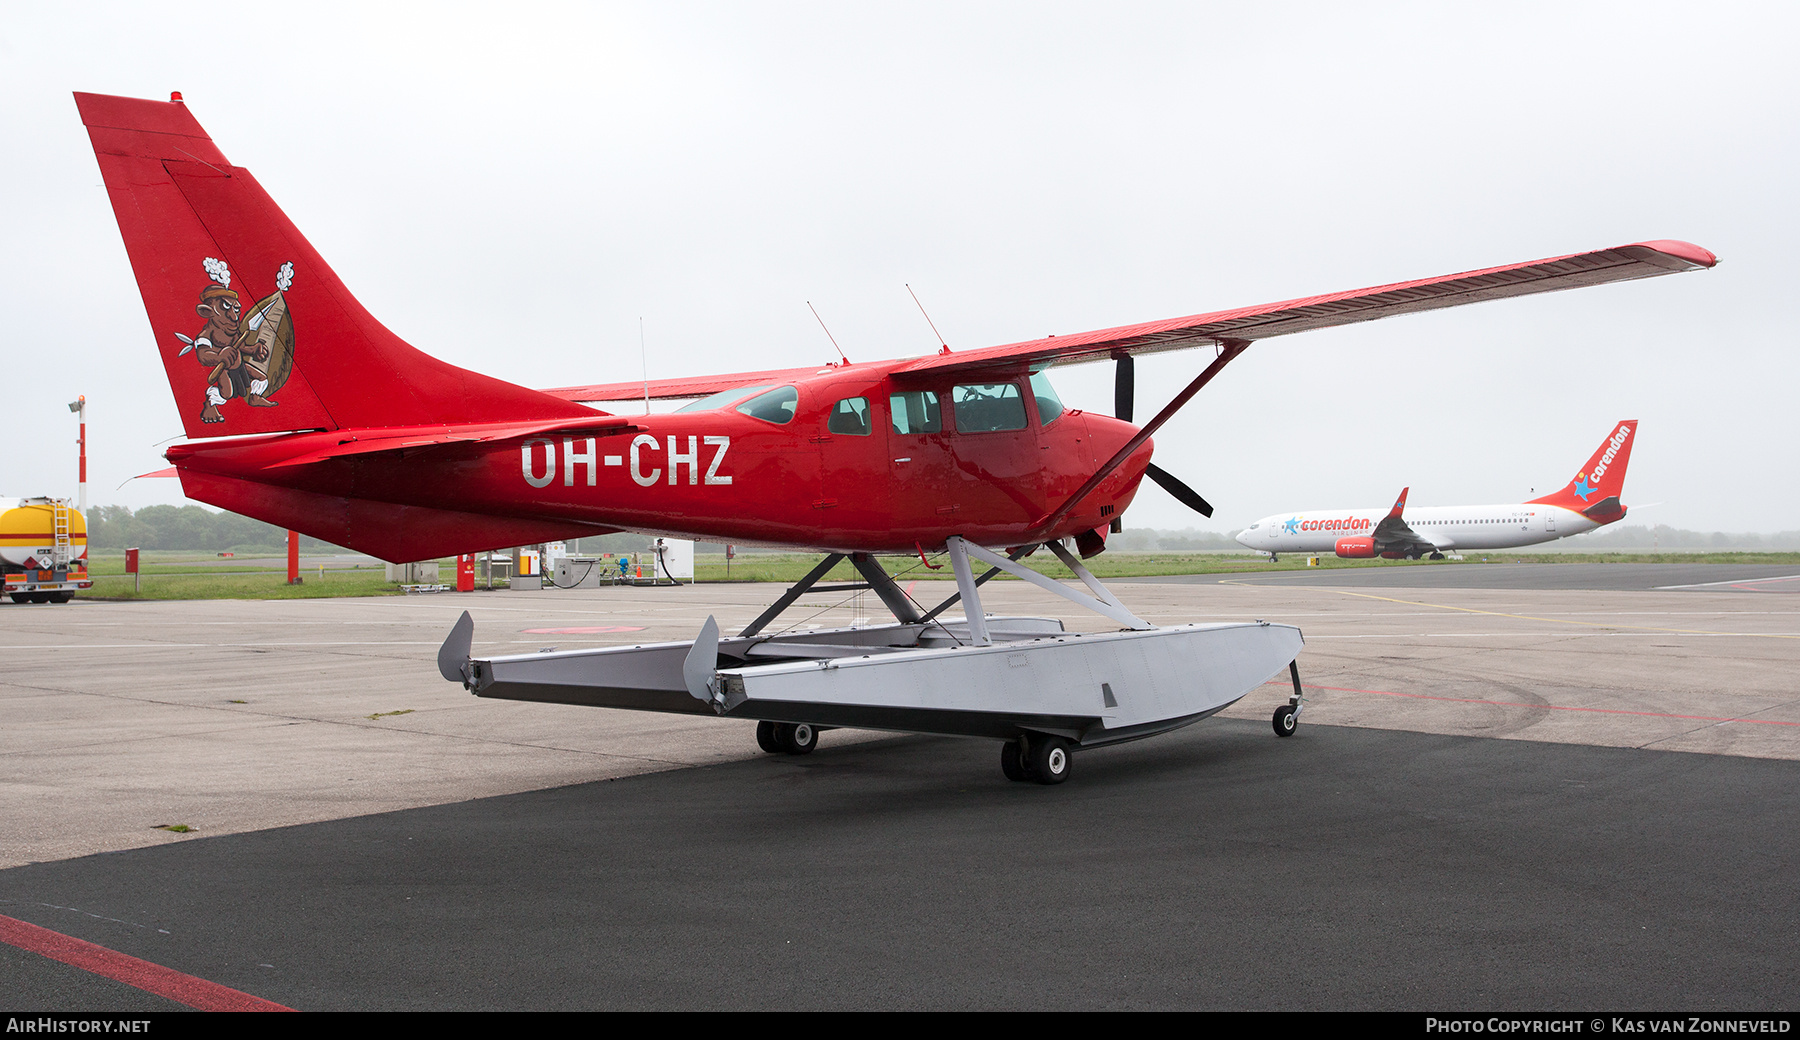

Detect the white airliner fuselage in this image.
[1234,420,1639,561]
[1236,502,1598,557]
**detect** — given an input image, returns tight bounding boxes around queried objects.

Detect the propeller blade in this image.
[1145,463,1213,518]
[1114,354,1134,422]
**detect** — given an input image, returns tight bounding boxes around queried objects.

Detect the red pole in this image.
[287,530,300,584]
[71,395,87,515]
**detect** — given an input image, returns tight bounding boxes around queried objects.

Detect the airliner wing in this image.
[1376,521,1440,557]
[894,241,1716,379]
[1368,487,1440,557]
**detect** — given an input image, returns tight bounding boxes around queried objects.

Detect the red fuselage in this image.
[168,362,1153,555]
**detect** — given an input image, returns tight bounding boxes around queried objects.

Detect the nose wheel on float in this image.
[1272,659,1304,737]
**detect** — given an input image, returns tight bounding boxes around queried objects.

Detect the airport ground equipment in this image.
[441,539,1304,783]
[0,498,90,604]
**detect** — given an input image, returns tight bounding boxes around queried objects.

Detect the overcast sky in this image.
[3,2,1793,533]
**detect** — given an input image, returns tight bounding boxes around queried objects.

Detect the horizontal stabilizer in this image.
[1582,496,1625,521]
[258,416,641,469]
[177,468,619,563]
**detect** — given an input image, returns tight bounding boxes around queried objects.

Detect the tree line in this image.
[78,504,1800,555]
[83,505,342,552]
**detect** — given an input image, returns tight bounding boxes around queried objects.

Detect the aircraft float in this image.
[77,92,1716,784]
[1238,420,1640,561]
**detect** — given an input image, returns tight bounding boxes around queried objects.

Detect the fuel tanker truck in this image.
[0,498,90,603]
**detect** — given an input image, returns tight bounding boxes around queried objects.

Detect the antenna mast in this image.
[639,317,650,415]
[906,284,950,354]
[807,302,850,365]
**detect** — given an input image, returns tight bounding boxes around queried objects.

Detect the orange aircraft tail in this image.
[1528,420,1637,523]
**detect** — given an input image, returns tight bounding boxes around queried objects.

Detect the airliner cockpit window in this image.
[827,396,872,436]
[951,383,1027,433]
[735,386,799,424]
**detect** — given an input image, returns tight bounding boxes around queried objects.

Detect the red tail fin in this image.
[1386,487,1409,519]
[1528,420,1637,520]
[75,92,590,440]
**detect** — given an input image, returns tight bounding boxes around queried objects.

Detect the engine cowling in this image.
[1334,536,1376,559]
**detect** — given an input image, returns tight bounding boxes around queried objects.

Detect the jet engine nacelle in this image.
[1334,536,1376,559]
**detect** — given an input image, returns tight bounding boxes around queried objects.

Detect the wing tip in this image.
[1627,240,1718,269]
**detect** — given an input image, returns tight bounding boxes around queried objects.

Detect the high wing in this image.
[542,366,826,404]
[539,242,1714,399]
[893,241,1717,380]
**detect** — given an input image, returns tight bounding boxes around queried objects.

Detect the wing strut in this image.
[1032,338,1250,536]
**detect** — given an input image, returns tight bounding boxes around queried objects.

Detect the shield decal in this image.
[242,290,295,396]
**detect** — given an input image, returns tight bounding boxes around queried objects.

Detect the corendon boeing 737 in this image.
[1236,420,1639,561]
[78,91,1714,783]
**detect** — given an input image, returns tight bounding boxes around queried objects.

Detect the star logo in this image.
[1282,516,1300,534]
[1572,475,1598,501]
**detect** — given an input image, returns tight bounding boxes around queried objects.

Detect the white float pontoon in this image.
[438,537,1305,784]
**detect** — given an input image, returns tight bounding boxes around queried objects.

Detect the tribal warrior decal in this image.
[175,258,298,424]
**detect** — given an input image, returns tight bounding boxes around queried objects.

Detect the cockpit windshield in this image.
[1029,370,1065,425]
[675,384,775,413]
[735,386,800,424]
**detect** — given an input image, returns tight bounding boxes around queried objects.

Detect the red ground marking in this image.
[1267,682,1800,727]
[520,625,647,634]
[1729,576,1800,593]
[0,913,294,1012]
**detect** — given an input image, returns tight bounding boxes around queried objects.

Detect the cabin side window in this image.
[827,396,872,435]
[889,390,941,434]
[951,382,1028,433]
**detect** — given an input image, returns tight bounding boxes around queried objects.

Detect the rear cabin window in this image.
[735,386,799,424]
[951,383,1028,433]
[827,396,872,435]
[889,390,942,434]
